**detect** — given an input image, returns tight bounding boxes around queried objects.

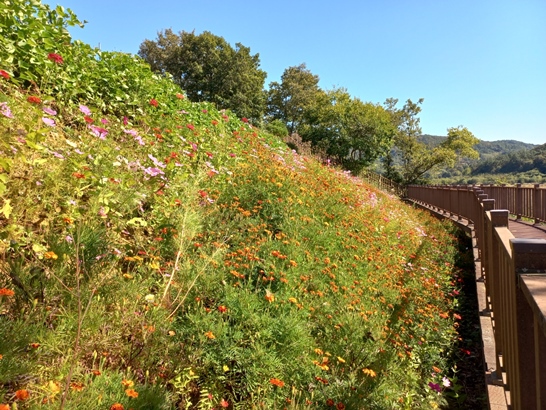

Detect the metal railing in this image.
[406,184,546,410]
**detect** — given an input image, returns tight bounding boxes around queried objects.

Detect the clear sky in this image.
[43,0,545,145]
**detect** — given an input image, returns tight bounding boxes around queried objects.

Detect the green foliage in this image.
[138,29,267,122]
[300,88,396,172]
[0,1,468,408]
[266,63,322,135]
[382,99,479,185]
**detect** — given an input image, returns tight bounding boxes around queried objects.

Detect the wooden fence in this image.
[406,185,546,410]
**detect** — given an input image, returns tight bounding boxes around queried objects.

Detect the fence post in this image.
[511,238,546,410]
[534,184,540,225]
[489,210,509,375]
[516,183,523,221]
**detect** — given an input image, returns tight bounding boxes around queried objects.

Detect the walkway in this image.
[508,219,546,240]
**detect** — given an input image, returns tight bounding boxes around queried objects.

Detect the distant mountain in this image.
[417,135,544,184]
[419,134,537,158]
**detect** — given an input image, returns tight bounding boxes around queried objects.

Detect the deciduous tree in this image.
[139,29,266,121]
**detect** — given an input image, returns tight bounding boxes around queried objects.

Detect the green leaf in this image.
[0,199,12,219]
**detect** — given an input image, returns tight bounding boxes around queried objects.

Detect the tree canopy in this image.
[383,98,480,185]
[138,29,266,121]
[266,64,322,135]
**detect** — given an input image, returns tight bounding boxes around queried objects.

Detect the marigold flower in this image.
[15,389,30,400]
[0,404,9,410]
[27,96,41,104]
[121,379,134,388]
[70,382,84,391]
[0,70,9,80]
[336,403,346,410]
[204,331,216,339]
[326,398,335,406]
[125,389,138,398]
[149,98,158,107]
[0,288,15,297]
[241,117,249,123]
[218,305,227,313]
[269,378,284,387]
[110,404,124,410]
[47,53,64,64]
[176,93,184,99]
[265,290,275,303]
[44,251,58,260]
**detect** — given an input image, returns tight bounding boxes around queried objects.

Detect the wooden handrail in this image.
[406,184,546,410]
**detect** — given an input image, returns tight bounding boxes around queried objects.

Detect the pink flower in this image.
[186,124,195,131]
[144,167,164,177]
[89,125,108,139]
[0,102,13,118]
[47,53,63,64]
[79,105,91,115]
[123,116,129,125]
[42,117,56,127]
[43,107,57,116]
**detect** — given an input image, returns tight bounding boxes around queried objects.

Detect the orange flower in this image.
[265,289,275,303]
[27,96,41,104]
[121,379,134,388]
[204,331,216,339]
[270,378,285,387]
[0,288,15,297]
[217,305,227,313]
[110,404,124,410]
[44,251,58,260]
[70,382,84,391]
[125,389,138,398]
[326,398,335,406]
[15,389,30,401]
[0,404,10,410]
[92,370,101,376]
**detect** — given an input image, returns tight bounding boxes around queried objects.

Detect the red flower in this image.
[84,115,94,123]
[186,124,195,130]
[218,305,227,313]
[47,53,63,64]
[27,96,41,104]
[220,399,229,408]
[176,93,184,99]
[0,70,9,80]
[241,117,249,123]
[149,99,158,107]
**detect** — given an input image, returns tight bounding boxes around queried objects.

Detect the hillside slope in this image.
[0,2,465,409]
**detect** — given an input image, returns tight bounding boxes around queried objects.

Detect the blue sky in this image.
[43,0,545,145]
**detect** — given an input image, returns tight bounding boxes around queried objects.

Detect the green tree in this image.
[138,29,266,121]
[266,64,322,134]
[385,98,479,185]
[301,89,396,173]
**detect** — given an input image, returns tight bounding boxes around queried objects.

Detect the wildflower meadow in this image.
[0,1,472,409]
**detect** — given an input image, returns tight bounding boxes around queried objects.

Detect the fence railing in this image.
[406,184,546,410]
[359,170,406,197]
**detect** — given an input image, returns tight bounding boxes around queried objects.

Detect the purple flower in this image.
[43,106,57,116]
[50,150,64,160]
[42,117,56,127]
[79,105,91,115]
[144,167,164,177]
[428,382,441,393]
[0,102,13,118]
[101,118,108,124]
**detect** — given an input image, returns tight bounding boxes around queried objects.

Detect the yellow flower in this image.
[337,356,346,363]
[362,368,376,377]
[121,379,134,388]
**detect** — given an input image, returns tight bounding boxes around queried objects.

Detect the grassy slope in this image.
[1,6,464,410]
